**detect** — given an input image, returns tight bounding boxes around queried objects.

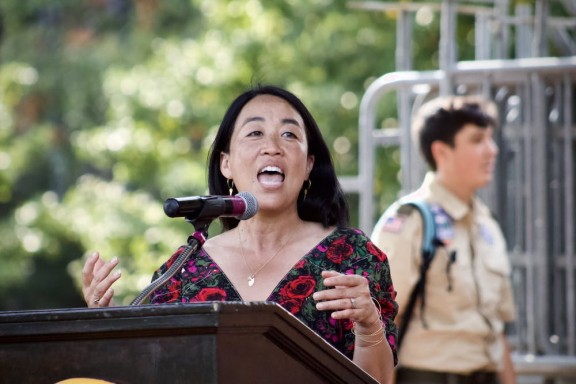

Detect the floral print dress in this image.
[150,227,398,364]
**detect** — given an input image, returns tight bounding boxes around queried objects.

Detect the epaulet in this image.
[397,203,417,216]
[379,200,417,233]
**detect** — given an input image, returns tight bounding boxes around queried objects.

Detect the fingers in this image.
[81,252,100,288]
[90,270,121,308]
[313,270,380,326]
[82,252,122,308]
[320,270,364,289]
[93,287,116,307]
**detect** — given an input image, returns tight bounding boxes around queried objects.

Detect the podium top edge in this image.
[0,301,285,323]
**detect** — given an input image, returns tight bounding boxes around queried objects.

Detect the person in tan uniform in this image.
[371,96,516,384]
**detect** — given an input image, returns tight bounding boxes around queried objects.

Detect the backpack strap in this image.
[402,200,437,263]
[397,199,441,349]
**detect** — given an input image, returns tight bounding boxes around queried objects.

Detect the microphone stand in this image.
[130,217,211,306]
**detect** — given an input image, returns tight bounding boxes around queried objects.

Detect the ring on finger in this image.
[350,297,356,309]
[93,296,101,304]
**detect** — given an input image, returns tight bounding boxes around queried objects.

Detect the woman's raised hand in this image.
[81,252,121,308]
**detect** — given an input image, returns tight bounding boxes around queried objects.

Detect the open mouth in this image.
[257,165,285,184]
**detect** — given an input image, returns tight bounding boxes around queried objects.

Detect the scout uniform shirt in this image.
[371,172,515,374]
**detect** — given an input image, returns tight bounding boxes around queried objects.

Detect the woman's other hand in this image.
[81,252,121,308]
[313,270,392,384]
[312,270,380,328]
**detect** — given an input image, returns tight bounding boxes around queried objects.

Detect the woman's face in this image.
[220,94,314,213]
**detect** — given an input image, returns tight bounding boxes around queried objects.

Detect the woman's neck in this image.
[236,214,305,250]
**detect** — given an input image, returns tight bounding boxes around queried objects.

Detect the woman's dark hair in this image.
[412,95,498,171]
[207,84,349,231]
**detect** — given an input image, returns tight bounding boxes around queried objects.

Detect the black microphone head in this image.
[163,198,178,218]
[237,191,258,220]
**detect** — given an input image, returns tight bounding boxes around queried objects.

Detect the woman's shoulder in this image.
[331,226,369,239]
[204,229,235,246]
[202,229,238,260]
[324,227,378,252]
[319,227,390,266]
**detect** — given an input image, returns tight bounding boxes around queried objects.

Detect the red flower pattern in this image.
[279,276,316,300]
[150,227,398,365]
[326,237,353,263]
[196,287,227,301]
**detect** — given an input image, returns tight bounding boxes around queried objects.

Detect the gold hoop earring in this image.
[303,179,312,200]
[227,179,234,196]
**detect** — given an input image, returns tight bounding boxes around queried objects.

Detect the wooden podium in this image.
[0,302,378,384]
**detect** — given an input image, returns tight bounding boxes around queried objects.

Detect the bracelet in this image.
[354,326,386,348]
[352,296,387,348]
[352,322,385,349]
[355,335,386,349]
[352,297,384,329]
[351,321,384,338]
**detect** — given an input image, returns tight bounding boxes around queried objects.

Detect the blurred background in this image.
[0,0,430,309]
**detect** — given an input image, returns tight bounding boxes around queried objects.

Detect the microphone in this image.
[163,191,259,221]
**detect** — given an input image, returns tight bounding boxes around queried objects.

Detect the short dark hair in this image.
[207,84,349,231]
[412,95,498,170]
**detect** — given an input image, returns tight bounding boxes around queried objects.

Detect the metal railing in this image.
[340,56,576,381]
[345,1,576,380]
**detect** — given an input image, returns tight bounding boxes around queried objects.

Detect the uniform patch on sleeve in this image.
[479,223,495,245]
[381,215,407,233]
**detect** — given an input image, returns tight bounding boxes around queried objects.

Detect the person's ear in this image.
[220,151,232,179]
[305,155,315,179]
[431,141,450,168]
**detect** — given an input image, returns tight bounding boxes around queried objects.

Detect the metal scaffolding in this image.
[345,0,576,381]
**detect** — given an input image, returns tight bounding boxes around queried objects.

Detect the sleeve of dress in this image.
[349,228,399,366]
[148,245,186,304]
[369,237,399,366]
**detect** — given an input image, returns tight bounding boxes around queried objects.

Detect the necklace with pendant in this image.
[238,227,293,287]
